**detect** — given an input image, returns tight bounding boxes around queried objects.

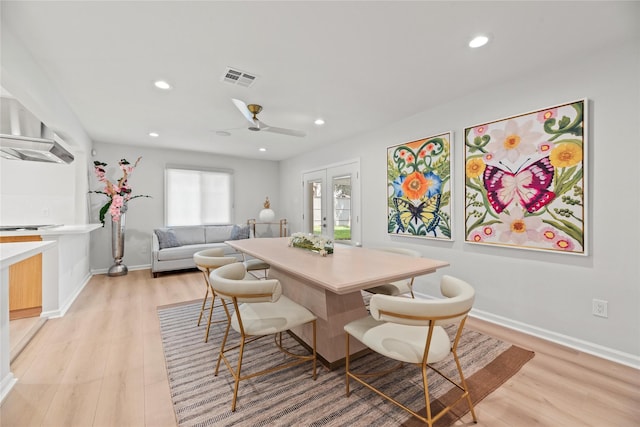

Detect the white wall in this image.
[0,158,77,225]
[89,141,280,271]
[0,23,93,225]
[279,41,640,365]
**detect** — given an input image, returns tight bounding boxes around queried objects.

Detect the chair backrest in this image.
[210,262,282,303]
[193,248,237,272]
[369,274,475,327]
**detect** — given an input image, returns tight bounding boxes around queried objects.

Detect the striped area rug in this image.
[158,299,533,427]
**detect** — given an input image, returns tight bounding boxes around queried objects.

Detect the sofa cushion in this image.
[205,225,235,243]
[155,229,181,249]
[230,224,251,240]
[157,242,239,262]
[173,226,206,245]
[157,243,217,261]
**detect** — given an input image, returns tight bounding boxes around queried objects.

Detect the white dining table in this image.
[225,237,449,368]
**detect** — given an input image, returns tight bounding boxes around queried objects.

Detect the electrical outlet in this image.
[592,299,608,318]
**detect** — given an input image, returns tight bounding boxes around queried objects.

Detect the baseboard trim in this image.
[10,317,47,363]
[470,307,640,370]
[0,373,17,404]
[413,290,639,370]
[41,271,93,319]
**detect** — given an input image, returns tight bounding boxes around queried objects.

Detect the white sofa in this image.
[151,224,251,277]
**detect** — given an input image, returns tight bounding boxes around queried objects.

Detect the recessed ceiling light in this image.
[154,80,172,90]
[314,118,325,125]
[259,148,267,152]
[216,130,231,136]
[469,35,489,48]
[149,132,159,137]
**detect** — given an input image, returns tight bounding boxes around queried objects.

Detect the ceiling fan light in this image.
[154,80,172,90]
[469,35,489,48]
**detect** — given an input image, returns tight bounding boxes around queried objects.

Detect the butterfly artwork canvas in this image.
[464,99,587,254]
[387,132,452,240]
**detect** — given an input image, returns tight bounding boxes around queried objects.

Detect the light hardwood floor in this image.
[1,269,638,426]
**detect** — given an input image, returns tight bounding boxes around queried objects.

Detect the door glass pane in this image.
[312,181,322,235]
[333,175,351,241]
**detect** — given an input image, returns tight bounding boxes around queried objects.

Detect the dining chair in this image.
[364,247,422,298]
[242,254,270,279]
[344,275,477,426]
[193,248,238,342]
[210,262,317,411]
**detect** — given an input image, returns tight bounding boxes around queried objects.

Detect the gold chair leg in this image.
[197,285,209,326]
[231,336,246,412]
[204,291,216,343]
[198,271,209,326]
[345,332,351,396]
[311,320,317,380]
[453,350,477,422]
[214,302,232,376]
[422,363,434,427]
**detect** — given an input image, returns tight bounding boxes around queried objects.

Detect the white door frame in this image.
[302,159,360,245]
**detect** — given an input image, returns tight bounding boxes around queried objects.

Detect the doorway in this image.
[302,160,360,245]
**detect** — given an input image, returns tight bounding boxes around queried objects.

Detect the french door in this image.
[302,160,360,245]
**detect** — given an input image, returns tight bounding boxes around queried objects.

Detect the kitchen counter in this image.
[0,223,102,238]
[1,225,101,403]
[0,240,56,271]
[1,240,57,403]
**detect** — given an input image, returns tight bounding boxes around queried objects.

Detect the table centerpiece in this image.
[288,232,334,256]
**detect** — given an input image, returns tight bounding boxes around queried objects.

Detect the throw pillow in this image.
[230,224,250,240]
[155,229,181,249]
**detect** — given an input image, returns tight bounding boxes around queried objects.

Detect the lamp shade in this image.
[259,208,275,222]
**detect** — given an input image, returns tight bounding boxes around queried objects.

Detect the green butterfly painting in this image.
[387,133,452,240]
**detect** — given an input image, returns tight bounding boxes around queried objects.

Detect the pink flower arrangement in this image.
[91,157,150,225]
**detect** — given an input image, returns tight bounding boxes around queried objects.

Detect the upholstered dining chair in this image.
[364,247,422,298]
[344,275,477,426]
[210,262,317,412]
[193,248,238,343]
[242,255,270,279]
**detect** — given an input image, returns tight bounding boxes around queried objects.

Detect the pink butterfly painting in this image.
[483,156,556,214]
[464,99,586,254]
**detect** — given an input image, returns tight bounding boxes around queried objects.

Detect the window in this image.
[165,167,233,226]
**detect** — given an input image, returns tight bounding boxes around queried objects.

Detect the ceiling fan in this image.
[231,98,306,137]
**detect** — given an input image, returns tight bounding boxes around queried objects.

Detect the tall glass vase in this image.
[108,210,128,276]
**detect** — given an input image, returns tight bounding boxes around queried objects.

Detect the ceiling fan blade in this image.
[232,99,305,137]
[262,124,306,137]
[264,127,306,137]
[231,98,255,124]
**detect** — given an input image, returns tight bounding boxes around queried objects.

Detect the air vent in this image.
[221,67,258,87]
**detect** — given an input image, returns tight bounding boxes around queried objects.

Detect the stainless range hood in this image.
[0,97,74,164]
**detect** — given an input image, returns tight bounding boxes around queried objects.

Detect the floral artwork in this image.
[387,132,452,240]
[464,100,586,254]
[90,157,150,225]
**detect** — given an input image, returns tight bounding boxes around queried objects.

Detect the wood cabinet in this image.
[0,235,43,320]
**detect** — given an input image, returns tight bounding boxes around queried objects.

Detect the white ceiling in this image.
[1,1,637,161]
